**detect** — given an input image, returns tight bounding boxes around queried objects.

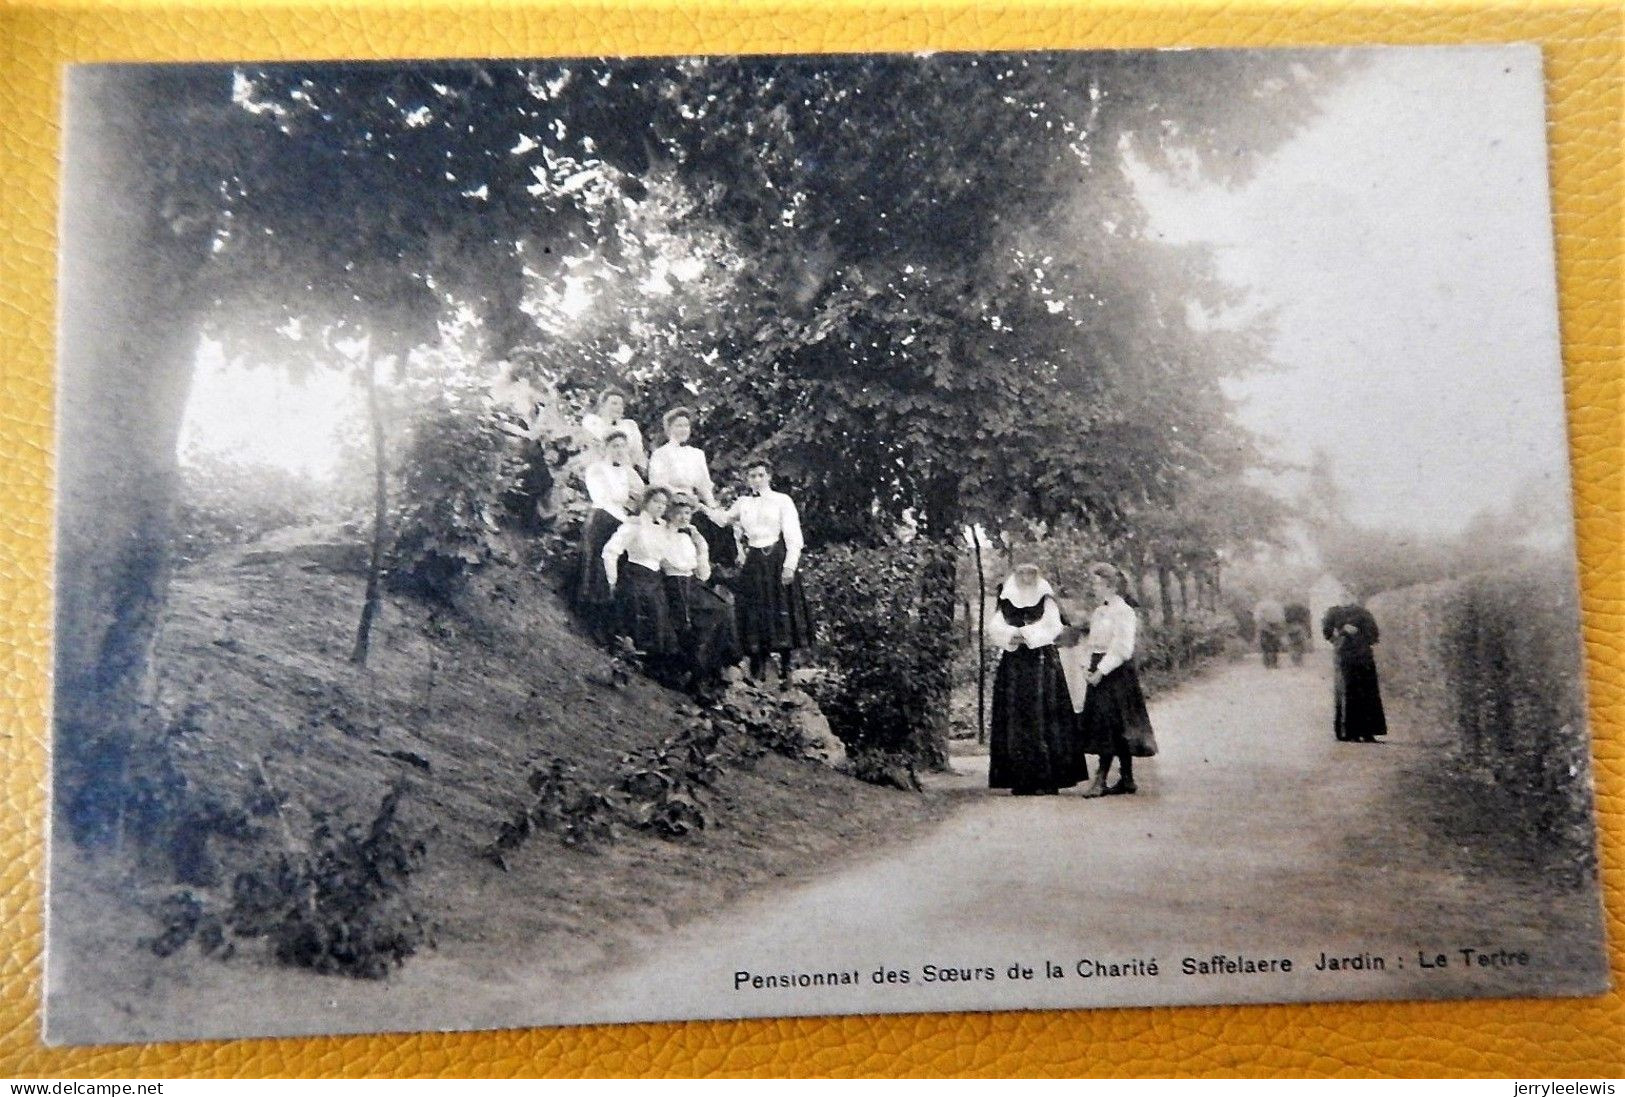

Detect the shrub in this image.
[231,782,432,979]
[1135,609,1236,693]
[1369,559,1596,878]
[388,386,517,601]
[150,781,433,979]
[802,540,957,768]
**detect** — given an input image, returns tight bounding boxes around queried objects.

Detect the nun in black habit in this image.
[1322,602,1388,742]
[986,563,1087,796]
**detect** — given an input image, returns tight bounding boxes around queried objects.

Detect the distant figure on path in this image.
[716,459,814,686]
[581,388,648,473]
[1253,596,1286,668]
[575,431,646,645]
[1322,602,1387,742]
[1079,563,1158,797]
[1284,601,1312,666]
[986,563,1084,796]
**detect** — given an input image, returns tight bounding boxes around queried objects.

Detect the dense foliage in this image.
[1369,560,1595,881]
[802,541,959,766]
[387,378,516,601]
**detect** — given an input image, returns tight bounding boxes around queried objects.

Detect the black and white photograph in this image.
[47,44,1607,1044]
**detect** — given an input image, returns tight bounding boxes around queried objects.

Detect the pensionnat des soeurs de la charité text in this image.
[733,944,1536,992]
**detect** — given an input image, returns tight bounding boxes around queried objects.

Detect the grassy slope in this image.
[48,534,949,1042]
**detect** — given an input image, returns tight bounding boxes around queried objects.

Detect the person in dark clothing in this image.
[986,563,1086,796]
[714,460,813,686]
[1321,603,1387,742]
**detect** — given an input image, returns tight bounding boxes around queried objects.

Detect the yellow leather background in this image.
[0,0,1619,1077]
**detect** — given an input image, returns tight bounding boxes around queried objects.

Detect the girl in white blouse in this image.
[649,406,737,576]
[1077,562,1159,797]
[714,459,813,684]
[647,407,717,508]
[661,493,742,692]
[574,431,646,644]
[601,486,677,656]
[580,388,647,473]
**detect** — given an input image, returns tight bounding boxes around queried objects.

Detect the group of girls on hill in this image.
[987,560,1159,798]
[573,388,813,692]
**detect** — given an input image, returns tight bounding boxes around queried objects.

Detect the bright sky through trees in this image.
[1137,46,1568,537]
[178,341,358,477]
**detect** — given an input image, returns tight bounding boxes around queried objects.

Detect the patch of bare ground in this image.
[46,532,950,1044]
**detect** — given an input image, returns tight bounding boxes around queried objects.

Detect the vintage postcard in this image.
[45,44,1607,1044]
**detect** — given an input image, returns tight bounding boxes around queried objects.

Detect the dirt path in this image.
[561,655,1608,1025]
[48,654,1606,1042]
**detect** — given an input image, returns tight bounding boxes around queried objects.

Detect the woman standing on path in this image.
[1079,563,1158,797]
[575,430,645,645]
[987,563,1085,796]
[715,459,813,685]
[1322,602,1387,742]
[602,486,679,658]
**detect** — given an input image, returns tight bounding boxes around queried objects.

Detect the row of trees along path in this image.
[60,55,1334,839]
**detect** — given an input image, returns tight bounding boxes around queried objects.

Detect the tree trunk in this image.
[1157,566,1175,628]
[973,529,987,747]
[55,68,220,845]
[909,475,963,772]
[1178,570,1189,615]
[351,356,389,666]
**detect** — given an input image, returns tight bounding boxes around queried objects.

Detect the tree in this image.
[57,52,1349,815]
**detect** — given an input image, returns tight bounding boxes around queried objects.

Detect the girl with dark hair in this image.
[648,406,734,573]
[1078,562,1158,797]
[581,388,647,473]
[602,486,678,656]
[575,430,645,644]
[662,493,742,692]
[987,563,1086,796]
[715,459,814,685]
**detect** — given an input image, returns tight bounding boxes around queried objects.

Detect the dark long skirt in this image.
[1334,648,1387,741]
[616,562,677,654]
[665,574,742,680]
[1079,653,1158,758]
[735,539,814,655]
[575,509,621,609]
[989,646,1086,792]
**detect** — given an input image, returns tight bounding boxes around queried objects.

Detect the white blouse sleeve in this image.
[626,422,648,471]
[987,604,1019,652]
[692,530,711,582]
[697,451,717,507]
[585,464,630,521]
[1023,598,1063,648]
[781,495,804,573]
[646,445,671,488]
[1097,603,1138,676]
[601,521,633,587]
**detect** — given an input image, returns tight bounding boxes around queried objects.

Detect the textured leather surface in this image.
[0,0,1619,1078]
